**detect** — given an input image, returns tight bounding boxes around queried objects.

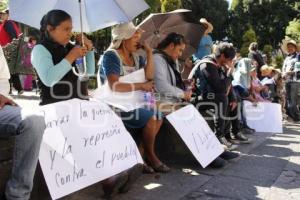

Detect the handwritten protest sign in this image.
[243,101,283,133]
[93,69,147,112]
[39,99,143,200]
[166,105,224,168]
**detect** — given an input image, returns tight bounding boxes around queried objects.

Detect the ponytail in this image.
[39,9,71,41]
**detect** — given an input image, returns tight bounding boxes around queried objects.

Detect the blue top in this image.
[193,35,213,61]
[31,44,95,87]
[100,50,158,128]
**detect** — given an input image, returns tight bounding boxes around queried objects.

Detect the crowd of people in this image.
[0,8,300,200]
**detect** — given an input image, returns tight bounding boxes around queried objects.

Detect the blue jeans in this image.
[0,106,45,200]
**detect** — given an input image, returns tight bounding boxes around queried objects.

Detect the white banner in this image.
[39,99,143,200]
[166,105,224,168]
[93,69,147,112]
[243,101,283,133]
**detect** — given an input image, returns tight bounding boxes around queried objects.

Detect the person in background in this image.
[249,66,270,102]
[281,39,300,121]
[260,65,282,103]
[192,18,213,61]
[31,10,95,105]
[0,9,23,95]
[232,58,257,135]
[0,45,10,96]
[0,94,45,200]
[22,36,37,91]
[248,42,265,80]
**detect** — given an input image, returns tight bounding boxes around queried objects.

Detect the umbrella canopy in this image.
[138,10,205,60]
[9,0,149,33]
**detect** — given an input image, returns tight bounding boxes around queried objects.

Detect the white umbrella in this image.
[9,0,149,33]
[9,0,149,77]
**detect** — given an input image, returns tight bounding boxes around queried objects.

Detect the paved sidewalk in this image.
[11,92,300,200]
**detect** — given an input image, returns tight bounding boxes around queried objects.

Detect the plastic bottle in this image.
[144,92,155,109]
[75,57,85,74]
[75,57,88,81]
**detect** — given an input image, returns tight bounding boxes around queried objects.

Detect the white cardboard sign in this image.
[39,99,143,200]
[243,101,283,133]
[93,69,147,112]
[166,105,224,168]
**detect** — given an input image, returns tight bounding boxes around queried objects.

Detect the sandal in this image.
[143,164,155,174]
[152,163,171,173]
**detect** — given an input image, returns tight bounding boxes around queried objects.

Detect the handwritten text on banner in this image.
[166,105,224,168]
[39,99,143,200]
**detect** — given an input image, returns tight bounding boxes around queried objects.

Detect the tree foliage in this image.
[286,19,300,42]
[161,0,182,13]
[229,0,299,49]
[240,27,257,57]
[181,0,229,41]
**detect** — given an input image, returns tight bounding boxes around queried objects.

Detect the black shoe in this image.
[220,151,239,160]
[234,132,253,144]
[242,127,255,134]
[219,137,238,151]
[1,193,6,200]
[208,157,227,168]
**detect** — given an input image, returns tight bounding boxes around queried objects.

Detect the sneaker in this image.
[208,157,227,168]
[220,151,239,160]
[235,132,253,144]
[242,127,255,135]
[219,137,238,151]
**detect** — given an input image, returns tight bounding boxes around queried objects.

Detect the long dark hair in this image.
[157,32,185,50]
[40,9,71,41]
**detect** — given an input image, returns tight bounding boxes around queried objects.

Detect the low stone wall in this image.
[0,120,194,199]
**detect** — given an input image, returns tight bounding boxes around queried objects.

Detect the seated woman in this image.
[153,33,192,113]
[32,10,147,198]
[232,58,257,102]
[250,66,270,102]
[31,10,95,105]
[99,22,169,173]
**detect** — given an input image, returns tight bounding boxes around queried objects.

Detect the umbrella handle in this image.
[72,56,87,77]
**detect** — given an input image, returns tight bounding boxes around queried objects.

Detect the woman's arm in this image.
[31,45,72,87]
[103,51,152,92]
[143,44,154,80]
[107,74,152,92]
[86,51,95,75]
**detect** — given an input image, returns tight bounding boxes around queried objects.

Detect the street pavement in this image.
[10,91,300,200]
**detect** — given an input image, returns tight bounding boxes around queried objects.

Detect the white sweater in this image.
[0,46,10,80]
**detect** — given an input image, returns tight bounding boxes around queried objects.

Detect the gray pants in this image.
[0,106,45,200]
[285,82,300,120]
